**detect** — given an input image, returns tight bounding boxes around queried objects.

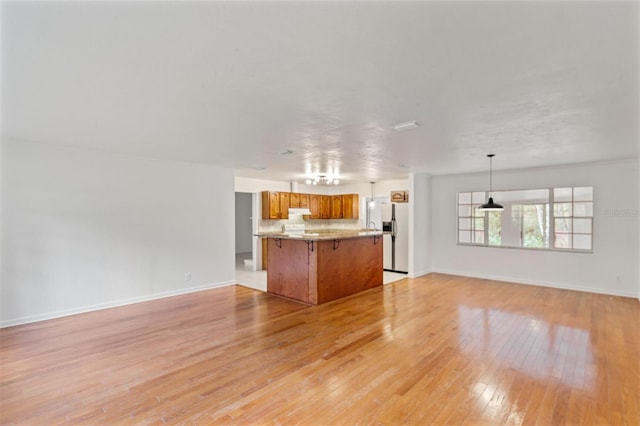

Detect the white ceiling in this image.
[2,1,638,183]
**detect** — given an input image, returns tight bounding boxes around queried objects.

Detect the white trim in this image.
[430,269,637,299]
[456,243,593,254]
[409,269,431,279]
[0,280,236,328]
[252,192,262,271]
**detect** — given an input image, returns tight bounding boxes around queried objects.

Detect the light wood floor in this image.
[1,273,638,425]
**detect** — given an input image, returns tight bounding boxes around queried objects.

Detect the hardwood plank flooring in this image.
[1,273,638,425]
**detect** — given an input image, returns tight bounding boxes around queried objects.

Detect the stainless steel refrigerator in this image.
[381,202,409,274]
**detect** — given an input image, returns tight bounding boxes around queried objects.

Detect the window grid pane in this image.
[459,218,471,230]
[554,203,572,217]
[573,187,593,202]
[573,234,592,250]
[573,202,593,217]
[554,233,571,248]
[472,192,485,204]
[573,218,592,234]
[554,188,572,202]
[458,192,471,204]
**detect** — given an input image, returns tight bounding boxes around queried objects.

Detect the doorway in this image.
[234,192,266,291]
[235,192,253,267]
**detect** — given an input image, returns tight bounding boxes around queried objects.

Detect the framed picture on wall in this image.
[391,190,408,203]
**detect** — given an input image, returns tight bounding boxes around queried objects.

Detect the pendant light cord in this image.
[489,155,493,196]
[487,154,495,197]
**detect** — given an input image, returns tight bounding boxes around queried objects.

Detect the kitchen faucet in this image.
[367,221,377,230]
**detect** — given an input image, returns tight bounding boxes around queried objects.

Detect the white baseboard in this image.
[409,269,431,279]
[430,268,638,299]
[0,280,236,328]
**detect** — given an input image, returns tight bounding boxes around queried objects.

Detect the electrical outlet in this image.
[185,273,191,282]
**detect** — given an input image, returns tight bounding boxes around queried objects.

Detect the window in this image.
[457,187,593,252]
[553,187,593,250]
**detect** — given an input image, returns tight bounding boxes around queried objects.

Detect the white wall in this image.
[1,140,236,326]
[235,192,253,254]
[430,159,639,298]
[409,173,431,278]
[234,176,290,193]
[338,180,410,199]
[338,179,410,228]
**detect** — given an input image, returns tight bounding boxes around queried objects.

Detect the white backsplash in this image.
[259,218,361,232]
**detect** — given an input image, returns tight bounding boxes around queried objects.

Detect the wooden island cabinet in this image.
[263,231,383,304]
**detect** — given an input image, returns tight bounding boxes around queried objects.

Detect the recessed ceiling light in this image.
[392,121,421,132]
[279,149,294,155]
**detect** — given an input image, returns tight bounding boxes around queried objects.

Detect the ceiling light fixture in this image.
[305,173,340,185]
[392,120,421,132]
[478,154,504,212]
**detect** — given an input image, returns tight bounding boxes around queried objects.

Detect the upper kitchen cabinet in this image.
[261,191,290,219]
[309,194,321,219]
[342,194,359,219]
[261,191,357,220]
[279,192,290,218]
[289,192,301,208]
[320,195,331,219]
[299,193,309,208]
[331,195,343,219]
[290,193,309,209]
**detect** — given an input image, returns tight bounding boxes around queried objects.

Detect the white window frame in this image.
[457,187,593,253]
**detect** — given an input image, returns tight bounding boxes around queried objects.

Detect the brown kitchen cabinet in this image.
[261,191,290,219]
[331,195,343,219]
[320,195,331,219]
[299,193,309,208]
[309,194,321,218]
[290,192,310,210]
[279,192,290,218]
[341,194,359,219]
[289,192,301,208]
[262,191,357,220]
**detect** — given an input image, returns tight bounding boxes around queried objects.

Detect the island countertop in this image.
[255,229,383,241]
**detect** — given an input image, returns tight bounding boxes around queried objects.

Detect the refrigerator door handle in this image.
[392,220,397,237]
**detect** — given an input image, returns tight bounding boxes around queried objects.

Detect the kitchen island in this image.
[257,230,383,305]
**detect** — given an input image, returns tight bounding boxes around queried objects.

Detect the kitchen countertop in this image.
[255,228,383,241]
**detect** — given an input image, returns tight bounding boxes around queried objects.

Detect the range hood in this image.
[289,208,311,215]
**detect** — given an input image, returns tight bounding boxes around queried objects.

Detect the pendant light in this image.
[479,154,504,212]
[368,182,376,208]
